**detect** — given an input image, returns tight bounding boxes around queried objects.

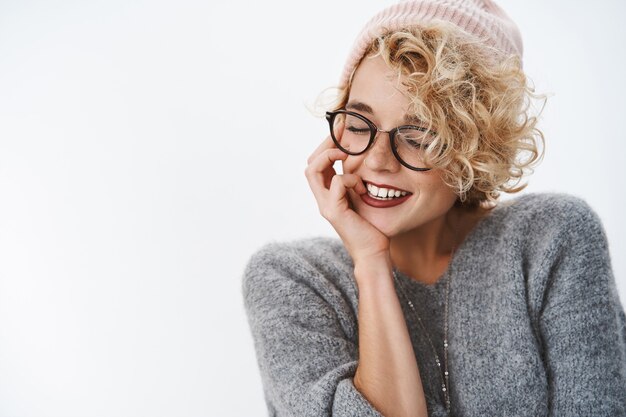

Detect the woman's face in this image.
[342,54,459,238]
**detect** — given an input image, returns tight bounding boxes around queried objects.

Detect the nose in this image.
[363,129,401,172]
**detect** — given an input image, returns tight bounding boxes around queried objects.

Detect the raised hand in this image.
[304,135,391,266]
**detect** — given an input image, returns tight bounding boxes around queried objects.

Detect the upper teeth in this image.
[366,182,408,198]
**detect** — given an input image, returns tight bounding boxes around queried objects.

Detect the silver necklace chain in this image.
[392,267,451,416]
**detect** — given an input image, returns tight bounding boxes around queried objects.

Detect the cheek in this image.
[425,178,458,203]
[413,172,457,200]
[419,170,447,188]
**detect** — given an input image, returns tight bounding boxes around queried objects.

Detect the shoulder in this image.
[241,237,360,340]
[484,193,613,295]
[241,236,356,304]
[497,192,597,220]
[466,192,608,263]
[492,192,605,239]
[242,236,351,281]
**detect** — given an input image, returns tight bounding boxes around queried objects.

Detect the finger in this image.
[329,173,367,207]
[304,148,348,200]
[306,118,345,165]
[341,173,368,195]
[306,147,347,176]
[306,135,335,165]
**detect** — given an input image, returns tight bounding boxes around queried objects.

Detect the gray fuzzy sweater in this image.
[241,193,626,416]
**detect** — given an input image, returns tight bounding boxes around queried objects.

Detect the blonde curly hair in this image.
[327,22,545,208]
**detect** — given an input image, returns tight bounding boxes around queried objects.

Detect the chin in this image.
[350,194,401,236]
[356,209,399,237]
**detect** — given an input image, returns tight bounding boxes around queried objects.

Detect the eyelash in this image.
[346,126,370,135]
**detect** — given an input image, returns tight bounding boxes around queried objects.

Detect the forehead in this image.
[350,55,410,103]
[348,55,419,123]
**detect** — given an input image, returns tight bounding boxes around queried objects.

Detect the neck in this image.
[390,204,488,285]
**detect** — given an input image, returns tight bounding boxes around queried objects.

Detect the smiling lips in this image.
[364,180,411,198]
[361,180,413,208]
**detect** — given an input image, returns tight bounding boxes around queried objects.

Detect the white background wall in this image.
[0,0,624,416]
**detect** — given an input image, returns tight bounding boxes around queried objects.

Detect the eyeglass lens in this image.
[330,111,433,170]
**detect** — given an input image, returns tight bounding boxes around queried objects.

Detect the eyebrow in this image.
[346,100,426,126]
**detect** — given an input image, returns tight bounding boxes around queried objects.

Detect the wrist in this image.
[353,256,394,287]
[352,248,392,269]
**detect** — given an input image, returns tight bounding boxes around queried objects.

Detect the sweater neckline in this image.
[393,200,505,291]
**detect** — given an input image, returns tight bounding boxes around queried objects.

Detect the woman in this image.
[242,1,626,416]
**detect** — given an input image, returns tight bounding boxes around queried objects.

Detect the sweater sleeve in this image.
[241,242,384,417]
[538,199,626,416]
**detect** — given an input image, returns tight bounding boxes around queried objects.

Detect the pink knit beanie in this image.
[339,0,523,88]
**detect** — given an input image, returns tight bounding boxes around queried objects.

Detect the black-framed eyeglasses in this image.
[325,110,437,171]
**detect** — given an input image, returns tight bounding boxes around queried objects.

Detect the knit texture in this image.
[338,0,523,88]
[242,193,626,416]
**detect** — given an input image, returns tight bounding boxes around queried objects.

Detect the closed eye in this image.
[406,140,428,149]
[346,126,370,135]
